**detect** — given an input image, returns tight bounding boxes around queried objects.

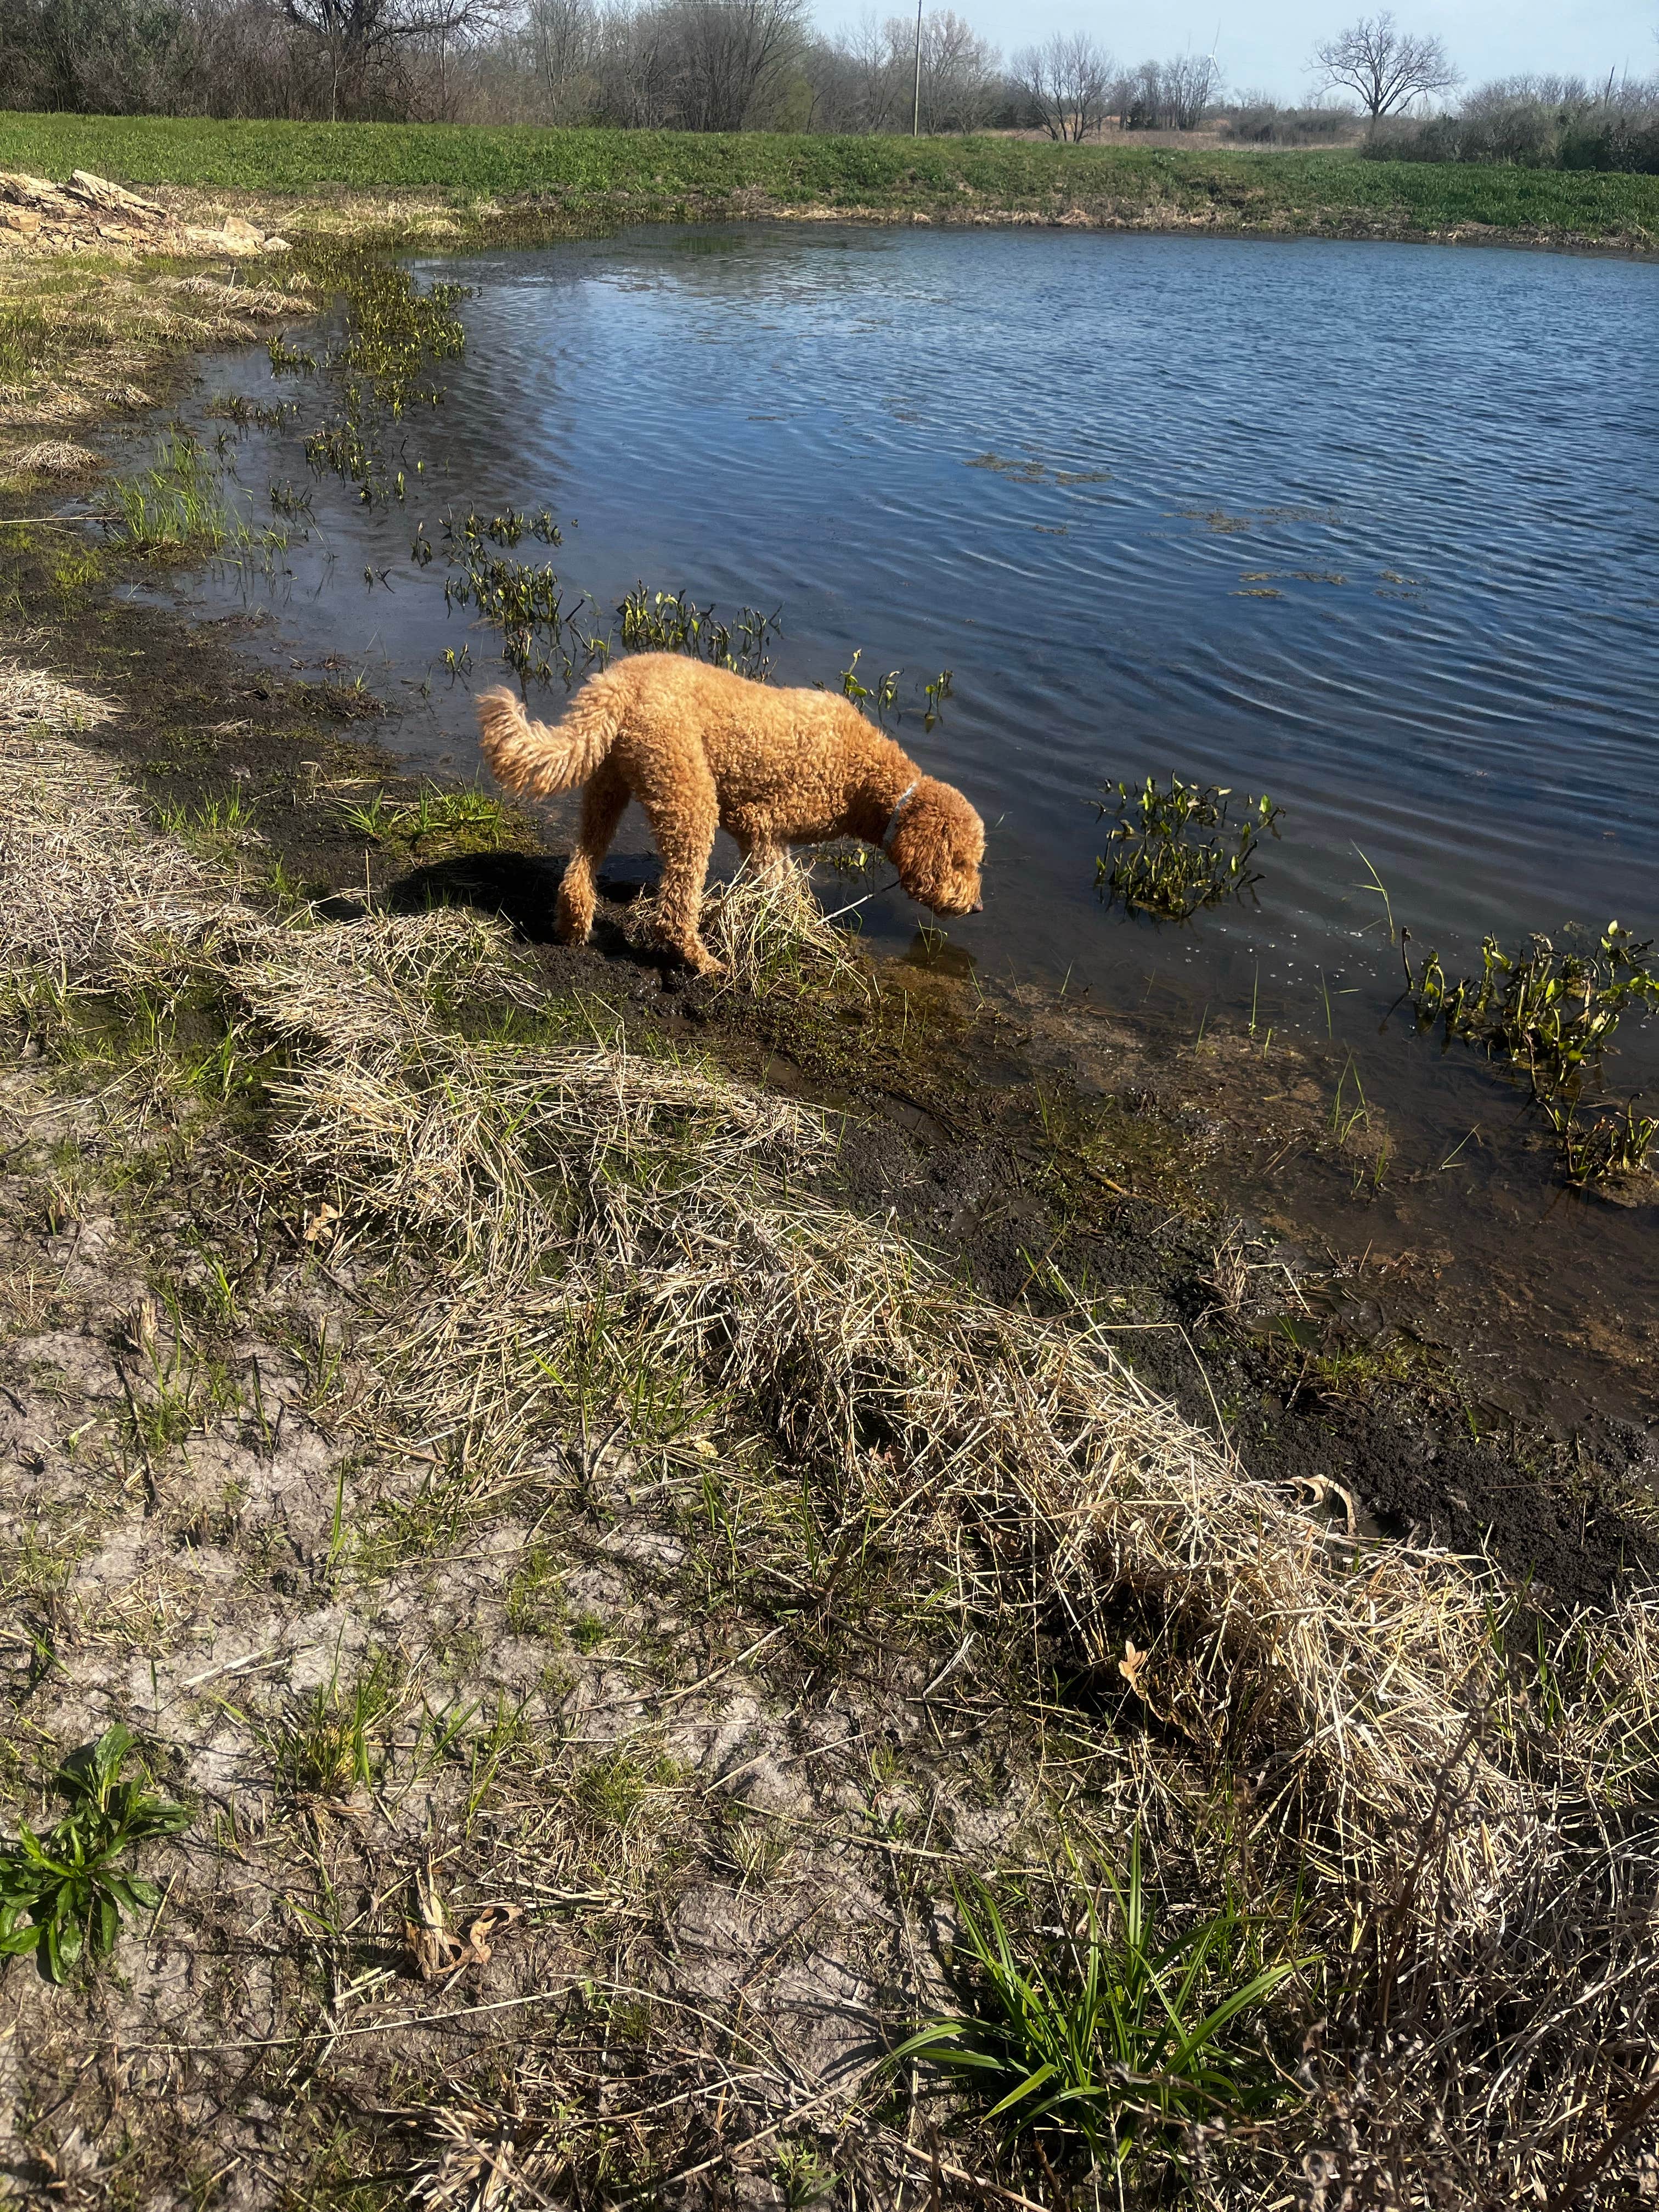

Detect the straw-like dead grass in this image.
[0,661,209,979]
[5,437,100,475]
[4,696,1657,2207]
[701,854,871,999]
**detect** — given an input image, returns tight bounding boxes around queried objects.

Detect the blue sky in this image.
[839,0,1659,102]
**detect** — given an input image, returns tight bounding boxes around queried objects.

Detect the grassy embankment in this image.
[1,126,1657,2211]
[2,109,1658,248]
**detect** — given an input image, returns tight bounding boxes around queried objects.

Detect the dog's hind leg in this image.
[557,758,629,945]
[640,764,722,975]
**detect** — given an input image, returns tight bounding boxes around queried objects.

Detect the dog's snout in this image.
[970,900,983,913]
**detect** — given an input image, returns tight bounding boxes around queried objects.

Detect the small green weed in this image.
[1094,777,1283,919]
[336,783,509,854]
[1409,923,1659,1184]
[572,1747,681,1830]
[263,1657,402,1804]
[774,2142,836,2205]
[892,1833,1302,2175]
[840,648,899,718]
[0,1724,189,1984]
[155,791,264,864]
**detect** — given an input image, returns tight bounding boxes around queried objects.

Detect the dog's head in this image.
[888,778,985,918]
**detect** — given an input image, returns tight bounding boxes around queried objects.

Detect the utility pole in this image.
[912,0,923,136]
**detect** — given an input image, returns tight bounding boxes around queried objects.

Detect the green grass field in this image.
[2,111,1657,245]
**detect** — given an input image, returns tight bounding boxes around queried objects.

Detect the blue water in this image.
[165,222,1659,1048]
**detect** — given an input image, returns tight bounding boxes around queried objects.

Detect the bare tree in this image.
[280,0,500,116]
[1116,51,1223,131]
[523,0,598,117]
[903,8,997,132]
[1011,29,1112,141]
[1311,11,1458,117]
[675,0,806,131]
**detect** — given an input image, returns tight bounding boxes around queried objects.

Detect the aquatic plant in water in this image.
[1094,777,1283,919]
[1408,922,1658,1184]
[295,253,469,504]
[111,433,285,559]
[619,585,779,679]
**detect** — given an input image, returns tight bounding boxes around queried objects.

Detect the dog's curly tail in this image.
[475,673,625,799]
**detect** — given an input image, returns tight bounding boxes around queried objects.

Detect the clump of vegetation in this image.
[699,854,870,996]
[295,250,467,504]
[894,1833,1301,2177]
[1094,776,1283,919]
[1409,922,1659,1183]
[262,1661,402,1806]
[204,392,296,430]
[111,432,274,556]
[430,505,612,686]
[337,783,511,856]
[618,584,779,679]
[0,1725,190,1984]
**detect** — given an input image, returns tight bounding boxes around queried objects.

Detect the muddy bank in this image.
[2,495,1651,1610]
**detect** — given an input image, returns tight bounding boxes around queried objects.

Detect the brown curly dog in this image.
[475,654,984,975]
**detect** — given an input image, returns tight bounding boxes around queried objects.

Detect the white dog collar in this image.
[881,781,918,854]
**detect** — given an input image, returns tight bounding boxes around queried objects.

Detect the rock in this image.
[0,172,65,206]
[65,169,165,218]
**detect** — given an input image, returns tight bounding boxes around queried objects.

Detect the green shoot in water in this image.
[1408,922,1659,1184]
[1094,776,1283,919]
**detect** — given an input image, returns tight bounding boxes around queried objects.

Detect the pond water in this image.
[140,222,1659,1423]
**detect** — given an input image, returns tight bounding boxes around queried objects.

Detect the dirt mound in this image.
[0,168,290,257]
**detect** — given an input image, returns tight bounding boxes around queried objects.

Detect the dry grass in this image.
[0,659,210,979]
[5,437,100,475]
[3,679,1657,2205]
[701,854,871,999]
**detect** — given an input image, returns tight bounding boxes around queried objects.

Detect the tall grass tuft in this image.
[111,435,254,554]
[893,1832,1304,2174]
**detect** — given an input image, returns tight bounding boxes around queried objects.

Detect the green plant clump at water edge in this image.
[1408,921,1659,1184]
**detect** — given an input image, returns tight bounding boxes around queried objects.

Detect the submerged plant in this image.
[296,253,468,504]
[1094,776,1283,919]
[0,1725,190,1983]
[892,1833,1301,2175]
[1409,923,1659,1184]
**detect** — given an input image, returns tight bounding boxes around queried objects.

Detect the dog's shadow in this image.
[338,851,665,961]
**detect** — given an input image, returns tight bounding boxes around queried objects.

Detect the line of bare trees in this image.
[0,0,1249,134]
